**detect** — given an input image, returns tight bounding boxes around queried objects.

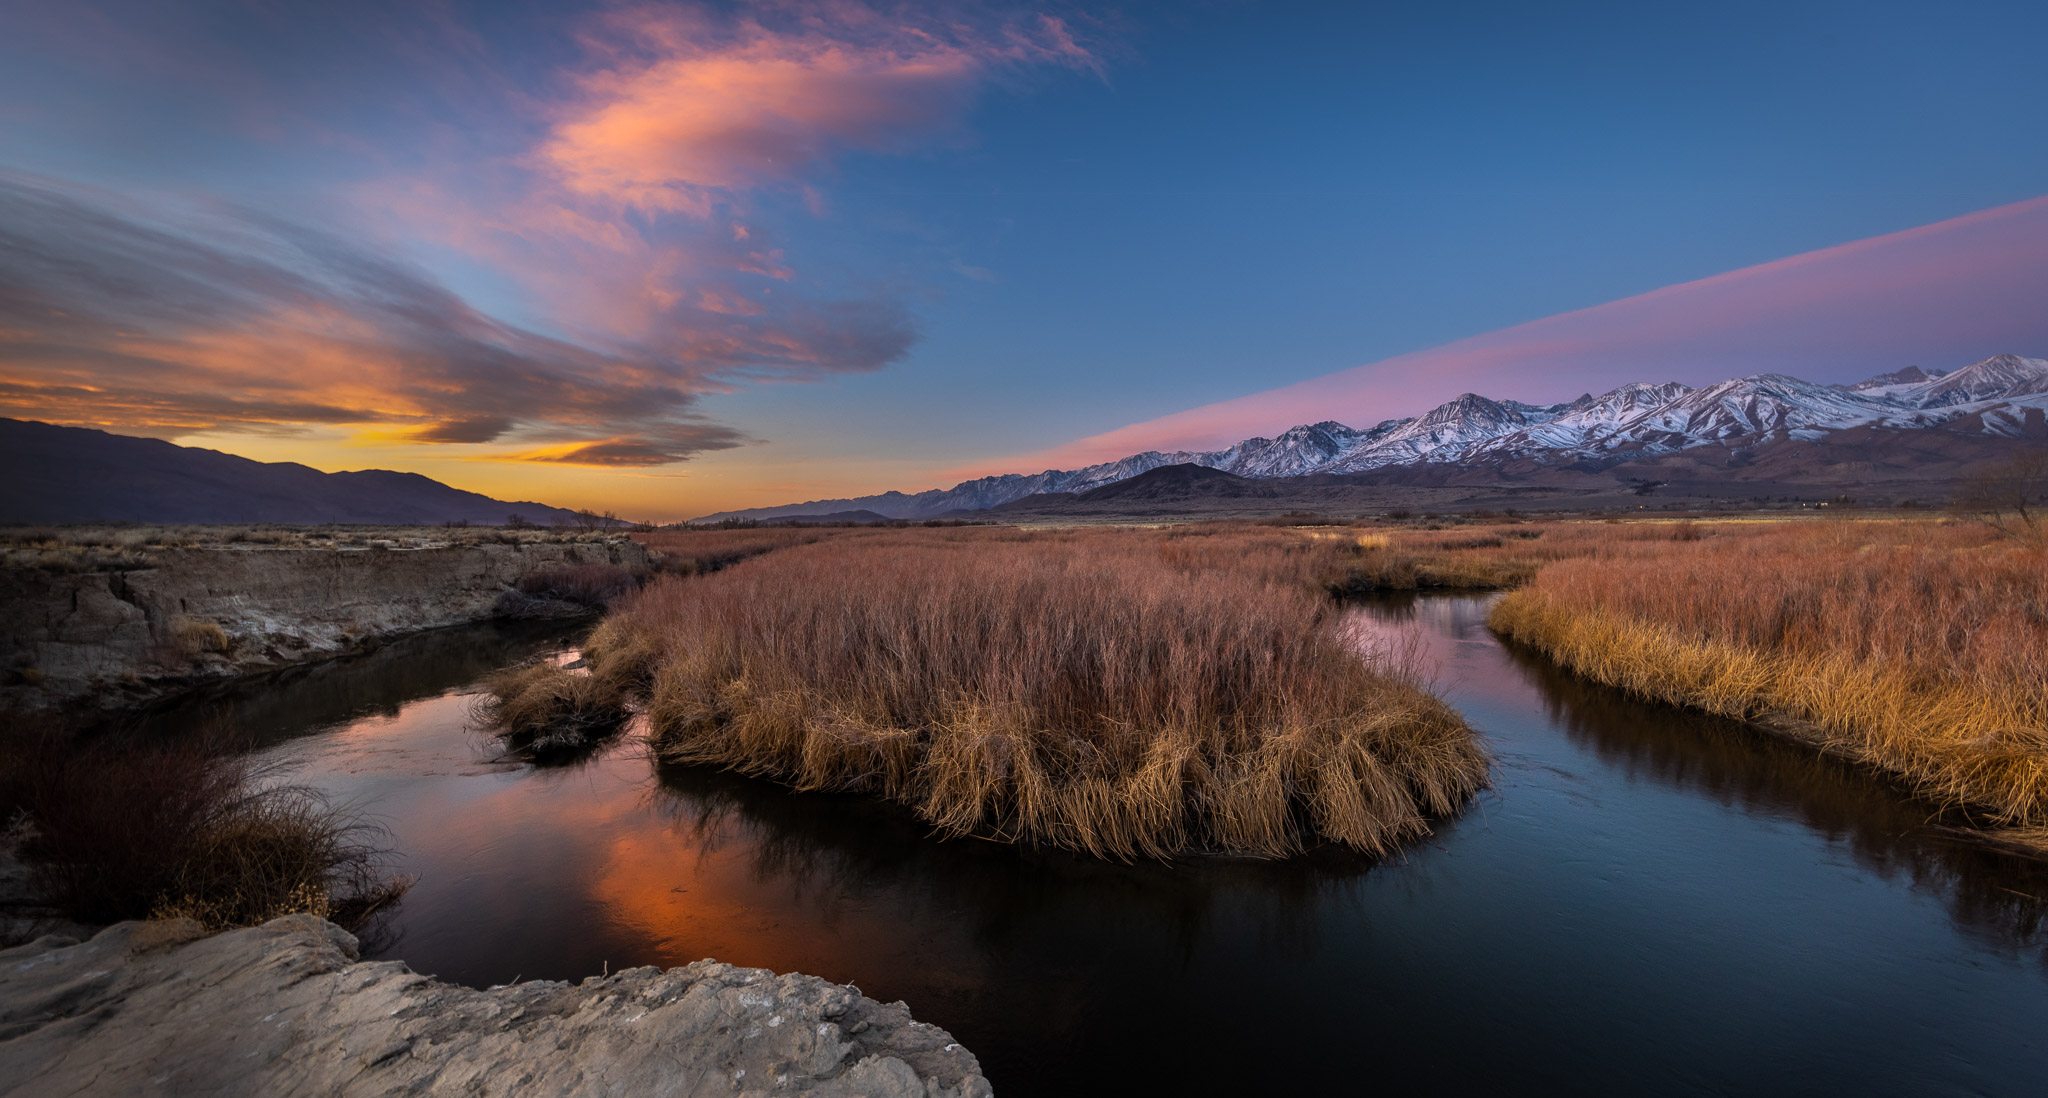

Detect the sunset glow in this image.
[3,1,2045,518]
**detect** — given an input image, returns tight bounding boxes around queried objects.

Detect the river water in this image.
[146,596,2048,1096]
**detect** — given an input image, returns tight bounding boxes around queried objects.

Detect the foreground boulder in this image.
[0,915,989,1097]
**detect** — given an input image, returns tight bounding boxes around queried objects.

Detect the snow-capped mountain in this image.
[692,354,2048,522]
[1848,365,1944,392]
[1320,394,1567,472]
[1207,420,1384,478]
[1466,382,1696,462]
[1613,373,1896,443]
[1899,354,2048,406]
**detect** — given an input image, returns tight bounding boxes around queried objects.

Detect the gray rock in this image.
[0,538,651,710]
[0,915,990,1097]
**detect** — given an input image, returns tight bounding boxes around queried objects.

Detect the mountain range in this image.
[697,355,2048,521]
[0,418,587,526]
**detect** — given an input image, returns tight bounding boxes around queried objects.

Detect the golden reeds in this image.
[475,662,633,763]
[597,529,1489,859]
[1490,520,2048,828]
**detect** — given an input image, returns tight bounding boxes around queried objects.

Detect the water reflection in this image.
[1353,593,2048,959]
[646,760,1386,966]
[1506,627,2048,959]
[120,617,586,746]
[182,595,2048,1095]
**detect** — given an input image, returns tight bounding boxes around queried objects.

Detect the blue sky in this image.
[2,0,2044,517]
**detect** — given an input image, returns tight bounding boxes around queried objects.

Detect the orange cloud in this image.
[543,5,1097,209]
[387,2,1099,379]
[0,4,1102,479]
[0,174,730,465]
[321,3,1105,425]
[497,433,745,467]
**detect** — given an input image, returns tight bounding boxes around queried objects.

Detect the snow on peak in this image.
[1896,354,2048,406]
[1850,364,1944,391]
[691,353,2048,521]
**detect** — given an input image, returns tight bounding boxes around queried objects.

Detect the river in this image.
[141,595,2048,1096]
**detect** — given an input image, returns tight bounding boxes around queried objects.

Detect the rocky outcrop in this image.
[0,915,989,1097]
[1,540,650,711]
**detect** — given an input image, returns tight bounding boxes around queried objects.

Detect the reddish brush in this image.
[590,528,1489,859]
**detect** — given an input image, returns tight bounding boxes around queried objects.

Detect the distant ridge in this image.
[1072,463,1275,503]
[694,354,2048,522]
[0,418,587,525]
[761,509,896,524]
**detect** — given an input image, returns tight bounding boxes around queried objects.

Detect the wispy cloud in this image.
[543,3,1096,209]
[383,1,1098,383]
[0,173,741,465]
[0,2,1101,468]
[976,194,2048,473]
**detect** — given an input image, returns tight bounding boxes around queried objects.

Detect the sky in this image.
[2,0,2045,520]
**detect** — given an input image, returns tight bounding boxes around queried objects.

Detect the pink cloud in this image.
[974,194,2048,474]
[0,3,1105,470]
[358,3,1103,400]
[0,172,745,466]
[541,4,1098,211]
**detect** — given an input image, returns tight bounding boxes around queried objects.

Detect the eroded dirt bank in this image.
[0,915,989,1097]
[1,539,648,711]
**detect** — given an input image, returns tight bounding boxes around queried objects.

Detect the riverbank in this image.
[1487,520,2048,855]
[0,531,648,713]
[43,585,2042,1097]
[0,914,989,1097]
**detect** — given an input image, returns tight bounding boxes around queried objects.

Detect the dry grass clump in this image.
[0,725,406,930]
[147,787,404,929]
[1490,520,2048,828]
[172,617,232,658]
[604,531,1488,859]
[474,662,632,763]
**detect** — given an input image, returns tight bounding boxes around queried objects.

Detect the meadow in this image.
[477,512,2048,856]
[554,526,1494,858]
[12,509,2035,941]
[1490,519,2048,842]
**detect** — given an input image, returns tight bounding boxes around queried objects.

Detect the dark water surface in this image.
[157,596,2048,1096]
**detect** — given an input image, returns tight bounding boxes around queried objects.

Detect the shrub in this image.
[507,563,640,611]
[0,725,406,930]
